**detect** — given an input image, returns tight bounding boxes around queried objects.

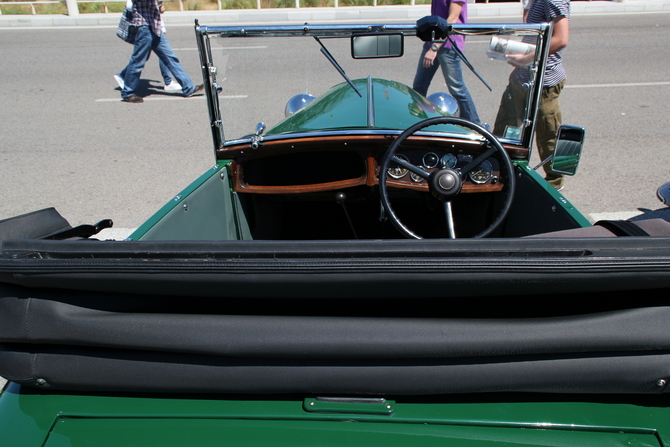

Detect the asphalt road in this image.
[1,11,669,237]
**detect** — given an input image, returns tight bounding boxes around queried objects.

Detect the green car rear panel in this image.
[3,383,670,447]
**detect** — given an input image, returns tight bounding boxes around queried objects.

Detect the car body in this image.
[2,17,670,447]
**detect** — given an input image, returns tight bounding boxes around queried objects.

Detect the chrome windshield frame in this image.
[194,20,553,160]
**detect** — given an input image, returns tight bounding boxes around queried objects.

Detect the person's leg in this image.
[535,80,566,189]
[157,56,173,86]
[492,76,527,139]
[153,33,200,96]
[412,43,439,97]
[121,26,153,99]
[438,47,481,124]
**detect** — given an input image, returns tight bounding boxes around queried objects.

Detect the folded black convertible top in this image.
[1,237,670,394]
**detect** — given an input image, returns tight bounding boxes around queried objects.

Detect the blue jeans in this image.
[121,26,197,98]
[119,54,172,86]
[412,43,481,124]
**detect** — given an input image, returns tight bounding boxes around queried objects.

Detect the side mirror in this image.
[551,125,585,176]
[351,34,404,59]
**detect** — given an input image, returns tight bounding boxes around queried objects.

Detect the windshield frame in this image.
[194,21,553,160]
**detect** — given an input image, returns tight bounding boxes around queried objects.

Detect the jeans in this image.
[121,26,197,98]
[412,43,481,124]
[119,54,172,86]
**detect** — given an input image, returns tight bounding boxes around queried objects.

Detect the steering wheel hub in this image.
[431,169,462,200]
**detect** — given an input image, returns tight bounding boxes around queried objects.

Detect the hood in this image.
[267,78,476,137]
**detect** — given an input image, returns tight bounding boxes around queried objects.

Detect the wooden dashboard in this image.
[219,134,526,195]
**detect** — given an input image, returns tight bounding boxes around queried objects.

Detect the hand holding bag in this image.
[116,7,137,44]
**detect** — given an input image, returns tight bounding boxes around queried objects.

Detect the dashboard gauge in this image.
[468,160,493,184]
[458,154,473,163]
[410,169,425,183]
[441,153,457,168]
[422,152,440,168]
[387,154,410,179]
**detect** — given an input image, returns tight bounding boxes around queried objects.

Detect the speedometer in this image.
[441,153,457,168]
[468,160,493,184]
[387,154,410,179]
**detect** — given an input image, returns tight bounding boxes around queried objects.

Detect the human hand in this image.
[423,50,437,68]
[505,52,534,67]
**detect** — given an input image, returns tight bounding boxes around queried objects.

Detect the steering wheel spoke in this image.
[444,201,456,239]
[391,155,431,180]
[460,145,498,176]
[379,117,516,239]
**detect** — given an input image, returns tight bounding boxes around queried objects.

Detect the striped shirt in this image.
[131,0,163,37]
[517,0,569,87]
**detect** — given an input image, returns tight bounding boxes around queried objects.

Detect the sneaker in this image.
[114,74,125,89]
[185,84,204,97]
[122,94,144,103]
[657,181,670,206]
[164,81,182,92]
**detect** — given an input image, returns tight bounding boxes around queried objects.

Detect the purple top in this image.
[431,0,467,51]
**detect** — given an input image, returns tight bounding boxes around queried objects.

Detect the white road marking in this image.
[95,95,247,102]
[566,81,670,89]
[173,46,267,50]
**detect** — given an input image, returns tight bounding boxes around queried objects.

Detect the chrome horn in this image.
[284,94,316,117]
[427,92,458,116]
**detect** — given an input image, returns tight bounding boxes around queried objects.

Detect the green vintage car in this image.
[2,17,670,447]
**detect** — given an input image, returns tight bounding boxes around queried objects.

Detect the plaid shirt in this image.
[131,0,163,36]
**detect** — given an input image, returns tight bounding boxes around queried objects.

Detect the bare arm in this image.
[507,15,569,67]
[549,16,569,54]
[447,0,464,23]
[423,0,465,67]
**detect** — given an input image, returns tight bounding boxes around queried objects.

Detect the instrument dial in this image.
[422,152,439,169]
[387,154,410,179]
[468,160,494,184]
[410,169,425,183]
[441,153,457,168]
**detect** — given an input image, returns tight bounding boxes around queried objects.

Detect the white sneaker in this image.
[114,74,125,89]
[164,81,182,92]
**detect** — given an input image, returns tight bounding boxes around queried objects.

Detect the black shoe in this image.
[122,94,144,103]
[185,84,204,97]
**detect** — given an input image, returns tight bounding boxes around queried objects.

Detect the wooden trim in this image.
[228,134,519,195]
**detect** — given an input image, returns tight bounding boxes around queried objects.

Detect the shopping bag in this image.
[116,8,137,44]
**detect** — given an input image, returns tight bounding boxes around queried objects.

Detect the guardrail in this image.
[0,0,422,16]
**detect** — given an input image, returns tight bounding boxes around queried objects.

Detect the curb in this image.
[1,0,669,28]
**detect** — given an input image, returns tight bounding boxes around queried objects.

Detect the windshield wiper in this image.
[447,33,492,92]
[314,36,362,98]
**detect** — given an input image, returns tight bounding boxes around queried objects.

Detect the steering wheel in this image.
[379,117,516,239]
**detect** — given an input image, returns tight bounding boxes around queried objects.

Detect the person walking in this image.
[412,0,481,124]
[493,0,570,189]
[120,0,203,103]
[115,0,181,93]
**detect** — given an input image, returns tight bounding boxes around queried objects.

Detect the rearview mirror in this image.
[352,34,404,59]
[551,125,585,176]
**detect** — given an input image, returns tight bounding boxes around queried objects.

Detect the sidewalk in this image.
[1,0,669,28]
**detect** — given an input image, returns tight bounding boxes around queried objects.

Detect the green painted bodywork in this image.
[2,383,670,447]
[267,78,476,136]
[128,161,251,241]
[513,160,591,229]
